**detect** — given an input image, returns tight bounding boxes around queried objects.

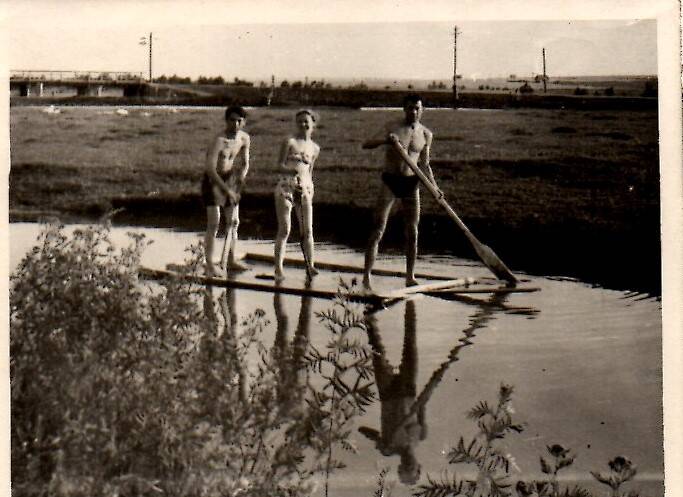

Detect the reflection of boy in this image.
[202,106,251,276]
[359,301,426,485]
[273,293,312,415]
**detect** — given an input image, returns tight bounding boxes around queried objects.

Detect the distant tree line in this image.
[153,75,254,86]
[279,80,333,89]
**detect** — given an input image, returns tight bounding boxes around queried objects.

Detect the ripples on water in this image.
[9,223,663,497]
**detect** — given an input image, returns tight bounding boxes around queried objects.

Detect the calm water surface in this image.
[9,223,663,497]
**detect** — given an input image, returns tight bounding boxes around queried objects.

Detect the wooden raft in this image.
[139,265,538,307]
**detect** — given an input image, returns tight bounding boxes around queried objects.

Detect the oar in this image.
[388,135,517,285]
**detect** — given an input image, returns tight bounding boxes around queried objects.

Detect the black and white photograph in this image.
[3,1,682,496]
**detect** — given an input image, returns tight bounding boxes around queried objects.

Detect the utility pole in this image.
[139,33,153,82]
[148,32,153,82]
[542,47,547,93]
[452,25,459,107]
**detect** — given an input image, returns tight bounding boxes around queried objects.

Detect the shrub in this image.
[10,221,373,497]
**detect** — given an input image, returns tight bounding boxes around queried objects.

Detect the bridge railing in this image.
[10,70,145,82]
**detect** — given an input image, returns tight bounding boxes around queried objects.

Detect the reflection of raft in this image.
[139,254,539,308]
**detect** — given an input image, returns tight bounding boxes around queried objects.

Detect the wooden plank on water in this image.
[243,252,457,281]
[384,278,474,299]
[139,267,399,306]
[426,286,541,295]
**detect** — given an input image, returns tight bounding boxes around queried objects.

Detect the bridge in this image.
[10,70,148,97]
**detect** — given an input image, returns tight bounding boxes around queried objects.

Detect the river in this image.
[9,222,663,497]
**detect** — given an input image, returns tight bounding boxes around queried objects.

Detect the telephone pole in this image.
[452,25,459,107]
[148,33,153,82]
[542,47,547,93]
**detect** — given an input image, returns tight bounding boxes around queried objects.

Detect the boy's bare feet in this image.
[227,259,250,272]
[362,273,373,291]
[406,276,419,287]
[205,264,215,277]
[306,266,319,278]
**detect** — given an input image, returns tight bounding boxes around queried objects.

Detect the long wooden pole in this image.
[388,136,518,285]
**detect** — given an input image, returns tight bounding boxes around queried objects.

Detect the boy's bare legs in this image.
[297,196,318,278]
[401,191,420,287]
[204,206,221,276]
[274,194,292,281]
[363,187,395,290]
[222,204,249,271]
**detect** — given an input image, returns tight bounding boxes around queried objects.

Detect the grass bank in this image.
[9,105,660,293]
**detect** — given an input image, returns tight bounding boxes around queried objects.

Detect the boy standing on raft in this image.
[273,109,320,282]
[362,94,443,289]
[202,106,251,276]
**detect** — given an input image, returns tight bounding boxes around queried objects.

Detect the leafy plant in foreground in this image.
[305,279,377,496]
[590,456,638,497]
[10,221,373,497]
[515,444,590,497]
[413,384,525,497]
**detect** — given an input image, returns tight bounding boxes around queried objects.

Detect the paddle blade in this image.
[473,242,518,285]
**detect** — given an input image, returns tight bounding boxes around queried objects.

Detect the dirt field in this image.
[9,105,660,293]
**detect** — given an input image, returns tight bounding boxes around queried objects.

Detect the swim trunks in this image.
[202,171,238,207]
[381,172,419,199]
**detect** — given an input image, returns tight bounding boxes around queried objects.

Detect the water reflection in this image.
[360,300,423,484]
[199,283,540,490]
[273,291,312,409]
[360,293,521,485]
[202,286,248,403]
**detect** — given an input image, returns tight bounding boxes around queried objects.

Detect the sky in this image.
[4,2,659,82]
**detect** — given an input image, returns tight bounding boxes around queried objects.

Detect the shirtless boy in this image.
[202,106,251,276]
[362,94,442,289]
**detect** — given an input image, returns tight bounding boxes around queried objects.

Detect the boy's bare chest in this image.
[217,138,243,165]
[394,126,426,153]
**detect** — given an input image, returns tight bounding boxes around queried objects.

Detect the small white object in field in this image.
[116,108,129,116]
[42,105,60,114]
[141,111,152,117]
[169,108,178,113]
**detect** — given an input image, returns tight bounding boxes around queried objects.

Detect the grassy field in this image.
[9,105,660,292]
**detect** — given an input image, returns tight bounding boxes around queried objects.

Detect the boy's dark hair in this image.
[225,106,247,120]
[403,93,423,107]
[295,108,319,123]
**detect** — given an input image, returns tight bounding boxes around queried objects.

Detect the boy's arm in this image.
[362,137,388,149]
[205,136,231,195]
[235,133,251,192]
[277,138,292,170]
[419,129,443,197]
[309,143,320,172]
[362,123,392,149]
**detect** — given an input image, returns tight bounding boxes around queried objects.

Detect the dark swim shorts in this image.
[381,172,420,199]
[201,173,230,207]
